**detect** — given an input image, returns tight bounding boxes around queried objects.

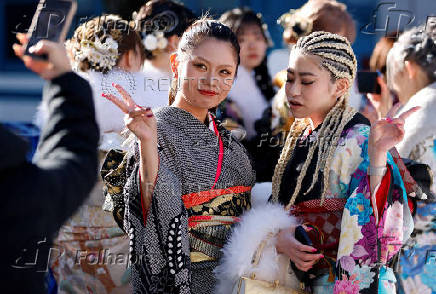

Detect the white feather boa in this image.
[214,203,300,293]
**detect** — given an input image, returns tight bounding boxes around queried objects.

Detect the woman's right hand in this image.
[276,225,323,272]
[103,83,157,143]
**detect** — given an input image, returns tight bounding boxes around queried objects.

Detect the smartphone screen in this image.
[357,71,382,94]
[24,0,77,60]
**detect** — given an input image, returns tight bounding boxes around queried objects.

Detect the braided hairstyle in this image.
[271,31,358,208]
[387,25,436,85]
[219,8,275,101]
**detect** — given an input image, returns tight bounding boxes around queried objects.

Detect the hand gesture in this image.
[102,83,157,143]
[369,103,420,155]
[13,33,71,80]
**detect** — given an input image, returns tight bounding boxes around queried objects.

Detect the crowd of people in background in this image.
[2,0,435,293]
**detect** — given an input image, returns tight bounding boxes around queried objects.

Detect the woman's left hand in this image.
[368,104,420,163]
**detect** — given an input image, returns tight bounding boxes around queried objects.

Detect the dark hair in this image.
[168,18,241,105]
[219,8,275,101]
[70,15,145,73]
[134,0,196,60]
[402,26,436,82]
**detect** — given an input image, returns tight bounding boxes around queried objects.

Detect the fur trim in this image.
[251,182,272,208]
[214,203,300,294]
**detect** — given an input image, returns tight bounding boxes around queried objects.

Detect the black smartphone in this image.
[357,71,382,94]
[290,225,318,283]
[24,0,77,60]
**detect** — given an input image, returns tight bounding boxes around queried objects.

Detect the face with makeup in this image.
[171,38,238,112]
[237,23,268,71]
[285,50,349,126]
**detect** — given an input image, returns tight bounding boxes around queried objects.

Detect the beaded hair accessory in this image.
[68,34,119,72]
[277,8,313,39]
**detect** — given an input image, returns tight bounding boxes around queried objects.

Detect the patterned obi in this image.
[182,186,252,263]
[290,198,347,278]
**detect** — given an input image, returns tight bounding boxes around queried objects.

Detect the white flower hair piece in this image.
[71,35,119,72]
[142,31,168,51]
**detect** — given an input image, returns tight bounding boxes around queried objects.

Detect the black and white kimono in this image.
[102,106,255,293]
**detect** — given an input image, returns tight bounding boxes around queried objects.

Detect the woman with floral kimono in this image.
[216,31,418,294]
[101,19,255,293]
[383,25,436,294]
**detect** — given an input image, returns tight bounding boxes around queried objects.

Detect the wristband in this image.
[368,165,387,176]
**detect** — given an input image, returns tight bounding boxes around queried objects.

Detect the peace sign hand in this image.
[369,103,420,155]
[102,83,157,143]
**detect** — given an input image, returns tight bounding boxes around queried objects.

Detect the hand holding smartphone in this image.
[24,0,77,60]
[290,225,320,283]
[357,71,382,94]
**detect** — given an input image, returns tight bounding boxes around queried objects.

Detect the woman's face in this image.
[237,23,268,70]
[285,50,341,125]
[175,38,238,110]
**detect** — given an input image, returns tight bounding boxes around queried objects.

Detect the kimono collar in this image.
[155,106,231,145]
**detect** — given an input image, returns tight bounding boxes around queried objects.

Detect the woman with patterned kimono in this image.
[101,19,255,293]
[384,26,436,294]
[216,31,419,294]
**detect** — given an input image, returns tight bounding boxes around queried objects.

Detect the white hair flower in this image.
[157,37,168,49]
[144,34,158,51]
[71,34,119,72]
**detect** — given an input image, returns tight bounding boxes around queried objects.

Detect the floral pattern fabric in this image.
[334,124,414,293]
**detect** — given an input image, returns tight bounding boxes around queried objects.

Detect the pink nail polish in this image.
[311,248,317,252]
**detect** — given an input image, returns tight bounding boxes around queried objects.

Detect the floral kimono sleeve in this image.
[334,130,414,293]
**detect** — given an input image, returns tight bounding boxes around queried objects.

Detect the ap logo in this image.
[361,2,415,38]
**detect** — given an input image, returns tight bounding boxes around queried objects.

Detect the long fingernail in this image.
[311,248,317,252]
[146,114,153,118]
[28,46,36,53]
[145,107,151,111]
[112,83,117,87]
[101,93,109,99]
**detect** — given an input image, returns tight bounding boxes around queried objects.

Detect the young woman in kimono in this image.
[101,19,255,293]
[216,31,419,294]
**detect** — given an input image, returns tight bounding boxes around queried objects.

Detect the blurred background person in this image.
[134,0,196,107]
[4,35,99,294]
[218,7,279,183]
[383,25,436,294]
[47,15,146,294]
[360,33,398,123]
